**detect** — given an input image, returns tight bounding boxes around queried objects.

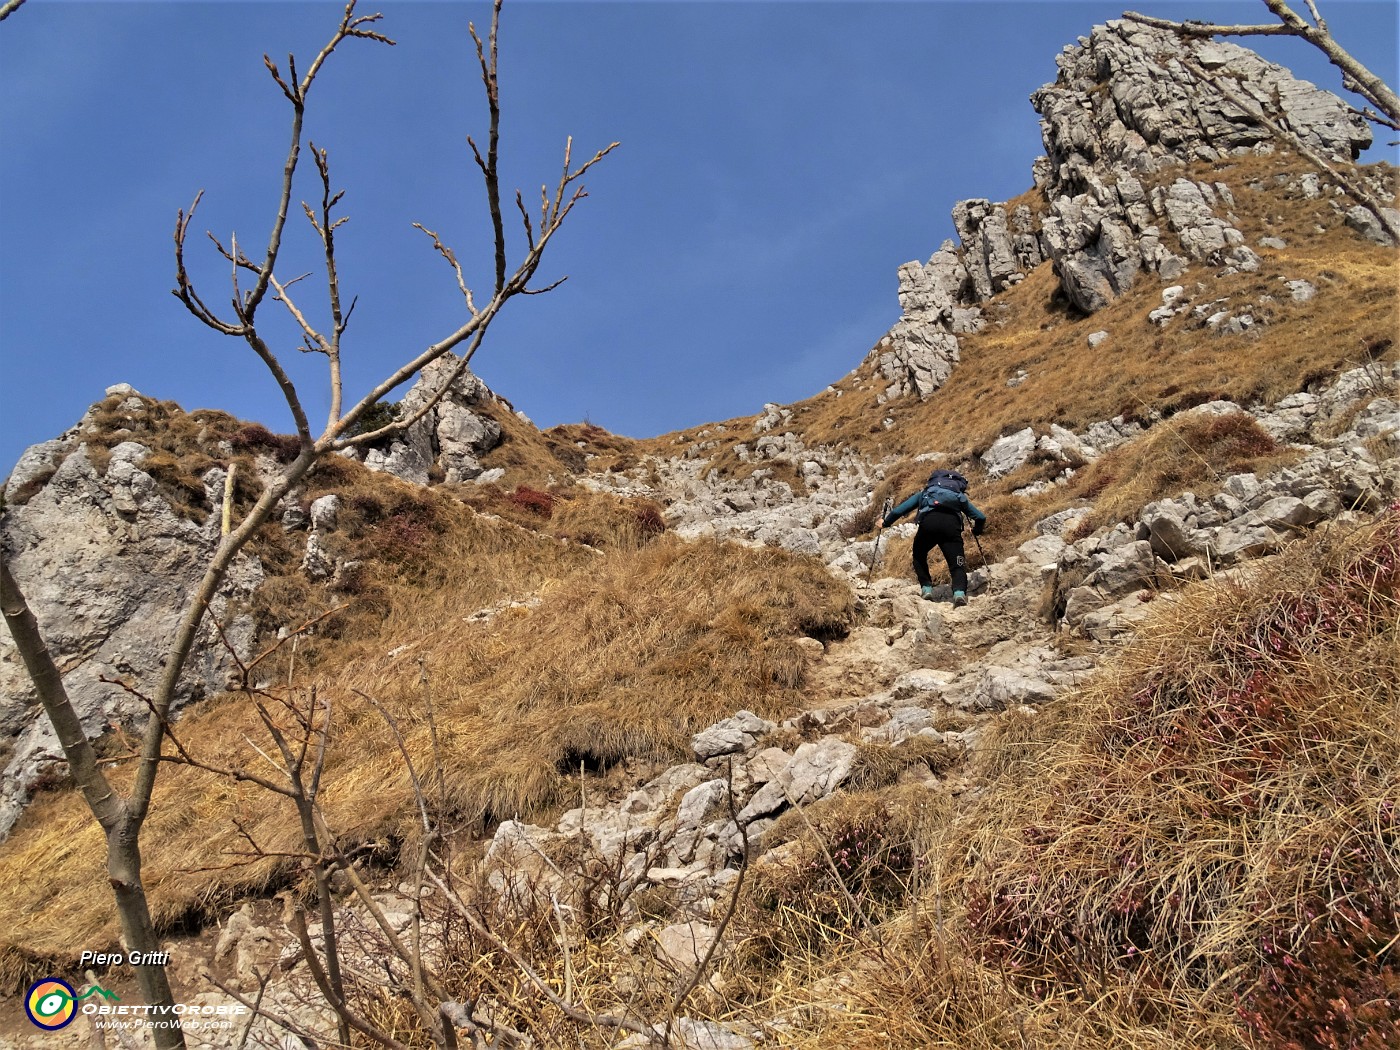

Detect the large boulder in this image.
[359,353,503,484]
[1,394,261,839]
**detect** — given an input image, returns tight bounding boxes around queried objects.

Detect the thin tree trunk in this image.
[1,561,186,1049]
[109,822,184,1050]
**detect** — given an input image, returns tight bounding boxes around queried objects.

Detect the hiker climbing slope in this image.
[883,469,987,607]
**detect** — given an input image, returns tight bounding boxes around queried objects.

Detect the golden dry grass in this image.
[748,506,1399,1049]
[634,153,1398,563]
[0,523,854,987]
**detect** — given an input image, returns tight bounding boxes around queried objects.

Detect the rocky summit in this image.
[0,15,1397,1050]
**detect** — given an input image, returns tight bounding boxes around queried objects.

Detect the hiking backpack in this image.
[926,469,968,493]
[918,469,969,515]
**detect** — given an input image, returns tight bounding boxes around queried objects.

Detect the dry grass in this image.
[751,504,1399,1048]
[1061,407,1298,532]
[0,524,854,987]
[476,405,646,487]
[635,153,1398,562]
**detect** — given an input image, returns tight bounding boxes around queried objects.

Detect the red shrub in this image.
[509,485,555,518]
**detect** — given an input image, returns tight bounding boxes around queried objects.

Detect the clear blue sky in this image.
[2,1,1396,475]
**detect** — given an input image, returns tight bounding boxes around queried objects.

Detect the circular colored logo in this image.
[25,978,77,1030]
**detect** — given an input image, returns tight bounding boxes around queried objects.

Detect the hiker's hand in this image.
[972,523,985,536]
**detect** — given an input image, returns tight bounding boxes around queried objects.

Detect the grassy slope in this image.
[635,153,1398,559]
[753,507,1398,1050]
[0,149,1396,1046]
[0,478,853,980]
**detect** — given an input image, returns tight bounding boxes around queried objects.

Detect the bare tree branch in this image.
[1123,1,1400,124]
[468,1,506,295]
[426,868,656,1040]
[287,897,406,1049]
[0,0,28,23]
[308,143,350,426]
[209,971,324,1049]
[335,326,488,450]
[2,567,182,1046]
[1121,12,1296,37]
[11,1,614,1042]
[413,223,478,314]
[668,759,749,1027]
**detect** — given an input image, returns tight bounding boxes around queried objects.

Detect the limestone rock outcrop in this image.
[0,387,262,838]
[1029,19,1367,312]
[871,17,1382,401]
[354,354,504,484]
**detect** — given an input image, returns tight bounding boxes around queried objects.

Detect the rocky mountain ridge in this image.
[874,18,1393,401]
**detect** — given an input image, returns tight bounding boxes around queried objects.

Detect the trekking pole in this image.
[967,519,989,593]
[864,498,894,586]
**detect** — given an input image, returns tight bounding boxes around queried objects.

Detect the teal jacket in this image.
[884,486,987,531]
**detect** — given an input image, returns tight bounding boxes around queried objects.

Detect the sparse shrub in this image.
[959,507,1400,1041]
[375,516,435,565]
[229,423,302,464]
[347,400,400,438]
[347,491,386,524]
[746,803,916,960]
[1161,389,1229,416]
[327,561,370,598]
[372,493,442,565]
[1190,410,1279,460]
[546,492,667,550]
[307,453,357,485]
[1238,854,1399,1050]
[630,498,666,539]
[840,503,879,539]
[509,484,555,518]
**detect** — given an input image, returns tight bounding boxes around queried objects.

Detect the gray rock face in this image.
[871,243,974,400]
[1157,179,1260,272]
[358,353,503,484]
[1346,205,1400,246]
[954,199,1034,299]
[1033,22,1370,188]
[1027,19,1369,312]
[1040,196,1148,313]
[691,710,775,761]
[736,737,857,824]
[871,15,1374,406]
[981,428,1038,479]
[1,416,262,839]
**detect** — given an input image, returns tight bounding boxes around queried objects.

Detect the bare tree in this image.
[0,2,614,1045]
[1123,0,1400,130]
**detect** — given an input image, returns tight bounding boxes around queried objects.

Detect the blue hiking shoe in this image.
[920,585,936,601]
[952,590,968,608]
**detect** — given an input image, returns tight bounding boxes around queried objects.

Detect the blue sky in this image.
[2,1,1396,474]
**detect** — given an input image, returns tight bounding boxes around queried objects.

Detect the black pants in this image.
[912,511,967,592]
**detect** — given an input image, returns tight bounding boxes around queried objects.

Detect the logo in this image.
[24,977,120,1030]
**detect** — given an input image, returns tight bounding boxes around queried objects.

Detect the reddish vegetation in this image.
[509,485,556,518]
